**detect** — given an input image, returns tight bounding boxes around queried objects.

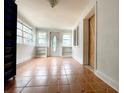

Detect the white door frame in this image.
[50,32,61,57]
[83,1,97,70]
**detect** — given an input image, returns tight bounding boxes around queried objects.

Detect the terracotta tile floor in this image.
[5,57,118,93]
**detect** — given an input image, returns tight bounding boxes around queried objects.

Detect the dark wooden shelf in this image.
[4,0,17,80]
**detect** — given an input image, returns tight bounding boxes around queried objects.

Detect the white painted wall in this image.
[95,0,119,91]
[17,44,35,64]
[72,0,119,91]
[16,12,36,64]
[72,21,83,64]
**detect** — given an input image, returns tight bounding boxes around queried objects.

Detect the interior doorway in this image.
[83,6,96,70]
[50,32,61,57]
[89,15,95,67]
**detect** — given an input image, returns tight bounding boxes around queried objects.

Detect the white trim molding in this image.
[94,70,119,92]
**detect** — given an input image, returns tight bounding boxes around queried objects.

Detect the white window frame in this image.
[17,20,33,45]
[62,33,72,47]
[36,31,48,47]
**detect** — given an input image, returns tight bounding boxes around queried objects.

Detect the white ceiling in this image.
[16,0,90,30]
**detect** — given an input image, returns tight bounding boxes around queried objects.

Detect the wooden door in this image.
[89,15,95,67]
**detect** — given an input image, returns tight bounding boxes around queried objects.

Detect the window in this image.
[17,21,33,45]
[37,32,47,46]
[63,34,71,46]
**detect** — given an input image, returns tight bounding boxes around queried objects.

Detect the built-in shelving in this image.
[62,46,72,57]
[4,0,17,80]
[35,46,47,57]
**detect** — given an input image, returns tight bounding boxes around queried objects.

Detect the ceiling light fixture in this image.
[48,0,58,8]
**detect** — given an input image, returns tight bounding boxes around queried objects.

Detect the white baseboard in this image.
[16,56,33,64]
[72,56,83,64]
[94,70,119,92]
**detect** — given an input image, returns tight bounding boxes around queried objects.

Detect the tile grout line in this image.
[63,62,71,93]
[78,68,85,93]
[19,77,33,93]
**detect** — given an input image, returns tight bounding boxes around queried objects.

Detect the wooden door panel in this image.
[89,15,95,67]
